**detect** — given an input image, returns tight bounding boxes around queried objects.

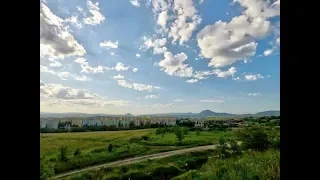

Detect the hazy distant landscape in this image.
[40,110,280,118]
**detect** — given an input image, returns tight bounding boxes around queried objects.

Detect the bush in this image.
[181,127,189,135]
[174,127,184,143]
[270,138,280,149]
[59,146,68,162]
[40,158,55,180]
[142,135,149,141]
[108,144,113,152]
[239,126,270,151]
[74,148,81,156]
[196,129,201,136]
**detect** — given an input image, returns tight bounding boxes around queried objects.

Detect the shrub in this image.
[59,146,68,162]
[181,127,189,135]
[196,129,201,136]
[108,144,113,152]
[239,126,270,151]
[142,135,149,141]
[174,127,184,143]
[74,148,81,156]
[40,158,55,180]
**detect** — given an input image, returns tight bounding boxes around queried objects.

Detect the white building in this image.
[46,119,59,129]
[40,121,46,128]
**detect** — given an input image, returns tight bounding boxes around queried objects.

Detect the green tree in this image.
[196,129,201,136]
[40,157,55,180]
[181,127,189,135]
[108,144,113,152]
[239,126,270,151]
[74,148,81,156]
[230,139,241,155]
[59,146,68,162]
[129,121,135,128]
[174,127,184,143]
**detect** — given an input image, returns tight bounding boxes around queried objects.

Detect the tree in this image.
[239,126,270,151]
[230,139,241,155]
[108,144,113,152]
[196,129,201,136]
[174,127,184,143]
[181,127,189,135]
[74,148,81,156]
[59,146,68,162]
[129,121,135,128]
[40,157,55,180]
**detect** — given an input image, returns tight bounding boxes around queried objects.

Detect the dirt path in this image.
[54,144,216,179]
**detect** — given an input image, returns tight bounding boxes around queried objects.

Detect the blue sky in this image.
[40,0,280,115]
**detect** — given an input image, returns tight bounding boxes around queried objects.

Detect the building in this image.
[40,121,46,128]
[46,119,59,129]
[71,119,83,127]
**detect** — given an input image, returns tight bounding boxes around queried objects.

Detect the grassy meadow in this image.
[40,128,237,175]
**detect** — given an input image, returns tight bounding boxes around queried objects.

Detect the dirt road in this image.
[54,144,216,179]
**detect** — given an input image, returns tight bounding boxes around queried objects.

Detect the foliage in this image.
[174,127,184,143]
[59,146,68,162]
[40,157,55,180]
[108,144,113,152]
[196,129,201,136]
[74,148,81,156]
[238,126,271,151]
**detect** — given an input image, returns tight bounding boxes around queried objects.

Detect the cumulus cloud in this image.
[200,99,224,103]
[276,37,280,45]
[100,40,119,49]
[132,68,138,72]
[197,0,280,68]
[264,49,273,56]
[145,94,159,99]
[113,74,124,79]
[74,58,104,74]
[40,65,92,81]
[186,79,198,83]
[115,62,130,71]
[41,81,128,108]
[40,82,99,99]
[158,52,193,77]
[136,53,141,57]
[83,0,105,25]
[140,37,167,54]
[157,10,168,30]
[117,79,160,92]
[49,61,62,68]
[168,0,202,45]
[244,74,264,81]
[40,3,86,59]
[212,67,237,78]
[145,103,174,108]
[129,0,140,7]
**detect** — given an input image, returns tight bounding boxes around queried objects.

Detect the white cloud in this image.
[141,37,167,54]
[200,99,224,103]
[145,103,174,108]
[132,68,138,72]
[212,67,237,78]
[199,0,204,4]
[115,62,130,71]
[83,0,105,25]
[168,0,202,45]
[158,52,193,77]
[157,10,168,30]
[113,74,124,79]
[117,79,159,92]
[100,40,119,49]
[49,61,62,68]
[173,99,184,102]
[64,15,83,29]
[247,92,262,96]
[232,77,240,80]
[186,79,198,83]
[264,49,273,56]
[145,94,159,99]
[196,0,280,68]
[244,74,264,81]
[40,3,86,60]
[40,82,99,99]
[41,81,128,109]
[276,37,280,45]
[40,65,92,81]
[136,53,141,57]
[129,0,140,7]
[74,58,105,74]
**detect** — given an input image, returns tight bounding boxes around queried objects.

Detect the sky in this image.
[40,0,280,115]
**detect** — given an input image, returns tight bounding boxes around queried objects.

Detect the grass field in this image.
[62,149,280,180]
[40,128,237,175]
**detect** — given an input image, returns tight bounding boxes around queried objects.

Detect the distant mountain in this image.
[125,113,133,116]
[253,111,280,117]
[40,110,280,118]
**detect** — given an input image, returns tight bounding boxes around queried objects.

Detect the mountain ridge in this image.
[40,110,279,118]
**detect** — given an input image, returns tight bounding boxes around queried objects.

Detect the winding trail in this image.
[54,145,216,179]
